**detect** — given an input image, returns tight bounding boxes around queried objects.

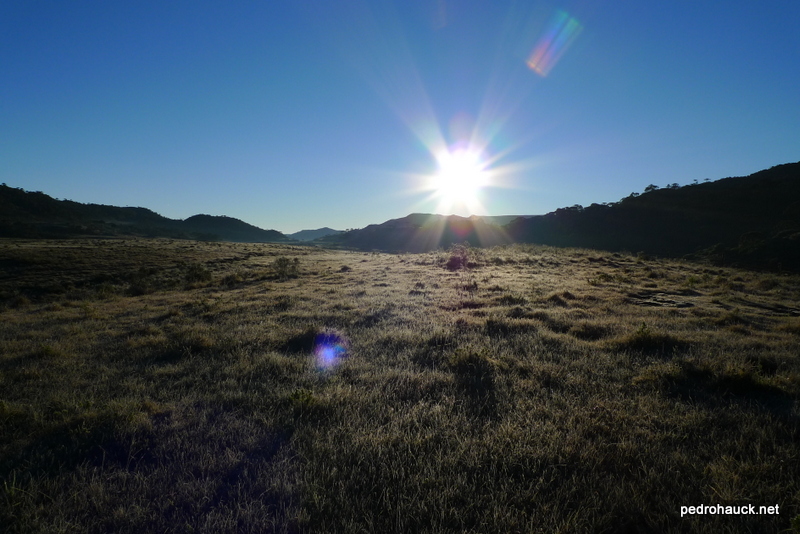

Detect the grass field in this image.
[1,238,799,533]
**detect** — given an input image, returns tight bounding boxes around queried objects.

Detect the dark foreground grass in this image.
[1,238,799,533]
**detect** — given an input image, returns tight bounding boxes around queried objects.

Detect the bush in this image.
[273,256,300,279]
[185,263,212,283]
[128,265,159,295]
[445,244,470,271]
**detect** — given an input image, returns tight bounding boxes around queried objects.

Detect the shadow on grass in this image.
[0,411,158,483]
[568,322,612,341]
[202,430,295,522]
[483,317,535,338]
[664,361,795,416]
[448,350,499,420]
[411,331,458,369]
[280,328,317,354]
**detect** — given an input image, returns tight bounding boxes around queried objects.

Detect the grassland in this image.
[1,238,799,533]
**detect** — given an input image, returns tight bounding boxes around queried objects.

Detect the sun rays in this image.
[307,1,585,220]
[430,147,489,214]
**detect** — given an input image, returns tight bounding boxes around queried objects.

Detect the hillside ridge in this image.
[0,185,288,242]
[3,161,799,269]
[323,162,800,270]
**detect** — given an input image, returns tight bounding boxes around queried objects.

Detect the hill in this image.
[0,184,288,243]
[320,213,513,252]
[323,162,800,271]
[4,161,798,268]
[506,162,800,270]
[287,227,343,241]
[181,214,287,243]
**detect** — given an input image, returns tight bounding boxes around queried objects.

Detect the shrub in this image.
[128,265,160,295]
[273,256,300,279]
[185,263,212,283]
[445,244,470,271]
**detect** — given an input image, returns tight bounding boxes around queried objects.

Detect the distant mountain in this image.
[0,184,289,243]
[320,213,513,252]
[287,227,343,241]
[506,162,800,270]
[181,214,287,243]
[321,162,800,271]
[4,161,798,270]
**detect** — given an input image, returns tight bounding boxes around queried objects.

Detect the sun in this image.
[431,148,488,213]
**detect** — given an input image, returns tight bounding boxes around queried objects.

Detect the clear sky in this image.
[2,1,798,234]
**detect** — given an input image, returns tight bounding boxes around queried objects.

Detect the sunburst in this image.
[429,148,488,213]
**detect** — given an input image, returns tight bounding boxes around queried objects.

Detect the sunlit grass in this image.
[1,238,799,532]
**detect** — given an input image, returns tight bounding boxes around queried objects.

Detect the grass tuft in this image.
[611,322,686,354]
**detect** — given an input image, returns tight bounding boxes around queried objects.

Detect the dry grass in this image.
[1,238,799,532]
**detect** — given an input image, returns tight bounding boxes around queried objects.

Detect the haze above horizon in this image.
[2,1,798,234]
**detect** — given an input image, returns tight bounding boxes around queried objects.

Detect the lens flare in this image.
[313,330,349,371]
[527,10,583,77]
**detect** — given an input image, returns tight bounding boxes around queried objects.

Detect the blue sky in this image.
[2,1,798,234]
